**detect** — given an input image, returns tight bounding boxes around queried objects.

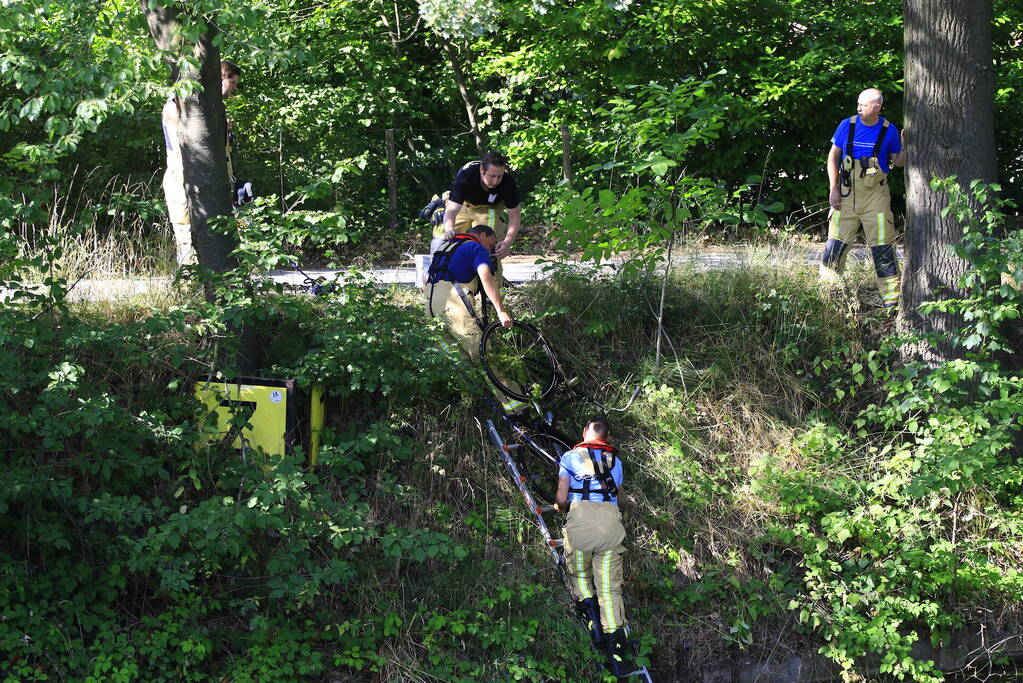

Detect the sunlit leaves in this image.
[416,0,499,38]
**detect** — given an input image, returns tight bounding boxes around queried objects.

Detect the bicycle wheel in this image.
[516,431,571,505]
[479,321,558,401]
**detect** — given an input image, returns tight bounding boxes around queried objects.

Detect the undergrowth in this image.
[2,181,1022,681]
[13,171,175,282]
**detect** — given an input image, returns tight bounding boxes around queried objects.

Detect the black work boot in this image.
[574,598,604,647]
[605,628,632,678]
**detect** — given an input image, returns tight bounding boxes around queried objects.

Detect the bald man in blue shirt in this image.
[821,88,905,308]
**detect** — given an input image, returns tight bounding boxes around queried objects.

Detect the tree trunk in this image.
[441,42,485,155]
[386,128,398,231]
[561,123,572,184]
[900,0,997,365]
[142,1,259,372]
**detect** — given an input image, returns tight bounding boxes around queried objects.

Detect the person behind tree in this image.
[439,151,522,267]
[161,59,243,266]
[555,416,632,677]
[821,87,906,308]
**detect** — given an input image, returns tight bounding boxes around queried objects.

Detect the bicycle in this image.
[289,262,338,296]
[493,407,573,505]
[479,316,616,505]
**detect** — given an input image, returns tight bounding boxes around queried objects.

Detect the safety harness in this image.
[839,115,890,197]
[567,440,619,502]
[426,234,485,320]
[427,233,482,284]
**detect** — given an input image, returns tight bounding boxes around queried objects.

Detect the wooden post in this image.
[560,123,572,184]
[386,128,398,231]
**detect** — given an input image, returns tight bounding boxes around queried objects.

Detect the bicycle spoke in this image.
[481,321,558,401]
[515,431,569,504]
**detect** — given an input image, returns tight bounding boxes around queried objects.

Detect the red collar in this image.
[452,233,481,245]
[574,439,615,452]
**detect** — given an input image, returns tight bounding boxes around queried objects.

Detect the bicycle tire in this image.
[516,431,571,505]
[479,321,559,402]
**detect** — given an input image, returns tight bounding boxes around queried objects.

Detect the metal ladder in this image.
[485,420,654,682]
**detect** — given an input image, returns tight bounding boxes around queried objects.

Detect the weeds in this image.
[14,169,174,281]
[3,216,1021,681]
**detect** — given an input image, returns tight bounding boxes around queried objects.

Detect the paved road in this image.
[269,248,838,288]
[5,247,901,302]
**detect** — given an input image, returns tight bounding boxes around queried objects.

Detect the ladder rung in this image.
[548,538,564,547]
[536,505,556,514]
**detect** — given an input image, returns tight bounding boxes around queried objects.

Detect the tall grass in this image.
[476,246,881,673]
[15,167,176,281]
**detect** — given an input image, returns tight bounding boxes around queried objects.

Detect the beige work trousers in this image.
[425,279,483,361]
[163,164,196,266]
[564,501,627,633]
[821,172,899,306]
[433,202,508,241]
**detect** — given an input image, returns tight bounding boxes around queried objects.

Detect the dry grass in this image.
[15,169,176,282]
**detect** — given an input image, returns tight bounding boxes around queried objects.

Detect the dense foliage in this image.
[2,0,1022,265]
[2,184,1022,679]
[0,260,539,680]
[3,0,1023,680]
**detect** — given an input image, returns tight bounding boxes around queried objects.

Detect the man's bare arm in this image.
[496,206,521,260]
[827,144,843,210]
[555,475,570,511]
[477,263,512,327]
[442,200,463,239]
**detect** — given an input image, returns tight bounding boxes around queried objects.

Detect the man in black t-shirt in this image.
[437,151,522,260]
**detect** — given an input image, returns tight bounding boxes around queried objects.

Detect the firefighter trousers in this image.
[564,501,628,634]
[820,174,900,307]
[163,164,196,266]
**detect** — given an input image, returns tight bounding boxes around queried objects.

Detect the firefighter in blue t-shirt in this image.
[822,88,906,308]
[555,416,632,676]
[424,224,526,414]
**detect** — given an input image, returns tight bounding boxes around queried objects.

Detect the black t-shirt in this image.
[448,161,521,209]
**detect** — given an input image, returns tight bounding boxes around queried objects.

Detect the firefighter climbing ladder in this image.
[485,419,654,682]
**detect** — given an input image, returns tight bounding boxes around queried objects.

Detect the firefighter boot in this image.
[575,598,605,648]
[605,627,632,678]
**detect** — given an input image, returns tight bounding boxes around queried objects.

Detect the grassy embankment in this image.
[2,237,1021,682]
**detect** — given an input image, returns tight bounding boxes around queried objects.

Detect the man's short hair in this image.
[586,416,610,439]
[481,151,508,171]
[221,60,241,78]
[467,225,496,238]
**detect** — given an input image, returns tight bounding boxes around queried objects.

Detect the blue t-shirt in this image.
[831,116,902,174]
[440,239,493,284]
[559,444,623,505]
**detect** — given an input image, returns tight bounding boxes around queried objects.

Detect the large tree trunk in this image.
[143,3,237,275]
[143,1,259,372]
[900,0,998,365]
